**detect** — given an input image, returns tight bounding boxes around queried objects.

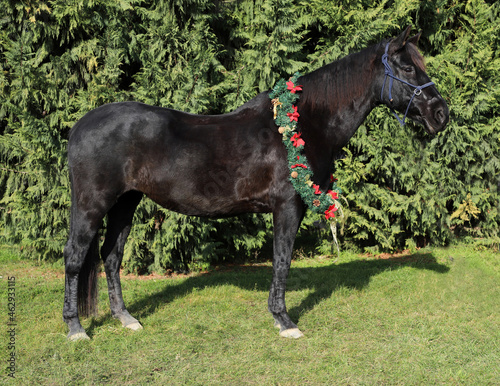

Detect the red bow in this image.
[286,80,303,94]
[287,106,300,122]
[327,190,338,200]
[325,204,338,220]
[290,132,305,148]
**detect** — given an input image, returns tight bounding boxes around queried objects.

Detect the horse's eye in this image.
[404,67,414,73]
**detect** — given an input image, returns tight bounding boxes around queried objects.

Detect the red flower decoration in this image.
[291,163,308,169]
[287,106,300,122]
[327,190,338,200]
[325,204,338,220]
[313,184,322,195]
[330,174,338,183]
[290,132,305,148]
[286,80,303,94]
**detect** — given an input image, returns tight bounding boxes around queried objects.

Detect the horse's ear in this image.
[391,25,412,52]
[408,31,422,47]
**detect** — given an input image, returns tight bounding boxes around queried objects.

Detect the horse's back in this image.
[68,99,270,157]
[69,102,174,157]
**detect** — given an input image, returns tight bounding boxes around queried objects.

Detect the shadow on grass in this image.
[87,252,449,335]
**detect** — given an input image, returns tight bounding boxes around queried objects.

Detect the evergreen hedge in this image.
[1,0,498,272]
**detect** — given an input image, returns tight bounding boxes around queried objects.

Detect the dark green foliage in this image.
[1,0,498,271]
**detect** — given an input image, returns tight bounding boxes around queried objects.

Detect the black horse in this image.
[64,27,449,340]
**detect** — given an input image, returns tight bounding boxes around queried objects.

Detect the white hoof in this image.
[279,328,304,339]
[125,322,143,331]
[68,332,90,341]
[274,320,281,329]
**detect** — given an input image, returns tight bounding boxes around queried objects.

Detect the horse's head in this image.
[379,26,449,134]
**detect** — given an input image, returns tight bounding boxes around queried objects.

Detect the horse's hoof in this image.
[125,322,143,331]
[68,332,90,341]
[279,328,304,339]
[274,320,281,329]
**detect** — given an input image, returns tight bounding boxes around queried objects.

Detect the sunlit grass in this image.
[0,245,498,384]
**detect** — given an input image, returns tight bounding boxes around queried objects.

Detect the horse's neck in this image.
[298,48,380,185]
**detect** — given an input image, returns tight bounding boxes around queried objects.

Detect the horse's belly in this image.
[137,169,274,217]
[145,189,272,217]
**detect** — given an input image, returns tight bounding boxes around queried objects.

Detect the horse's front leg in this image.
[269,198,305,338]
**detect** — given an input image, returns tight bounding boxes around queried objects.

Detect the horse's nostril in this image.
[435,108,445,124]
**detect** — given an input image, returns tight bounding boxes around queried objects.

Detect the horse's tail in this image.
[77,234,100,317]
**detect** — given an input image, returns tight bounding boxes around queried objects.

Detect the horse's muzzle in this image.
[422,98,450,135]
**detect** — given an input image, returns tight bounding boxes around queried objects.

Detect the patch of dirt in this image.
[361,249,413,260]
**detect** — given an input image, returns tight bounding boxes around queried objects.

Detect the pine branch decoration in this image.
[270,72,343,222]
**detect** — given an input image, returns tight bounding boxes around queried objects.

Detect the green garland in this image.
[269,72,343,222]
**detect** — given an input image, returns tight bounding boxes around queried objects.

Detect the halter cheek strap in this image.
[381,42,434,126]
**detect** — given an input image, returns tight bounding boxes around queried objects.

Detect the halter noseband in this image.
[381,42,434,126]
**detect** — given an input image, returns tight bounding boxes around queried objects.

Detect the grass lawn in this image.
[1,244,499,384]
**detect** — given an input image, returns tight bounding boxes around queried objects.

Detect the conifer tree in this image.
[0,0,498,271]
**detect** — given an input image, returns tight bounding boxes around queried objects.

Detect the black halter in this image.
[381,42,435,126]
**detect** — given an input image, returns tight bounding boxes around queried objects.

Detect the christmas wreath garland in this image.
[270,72,344,250]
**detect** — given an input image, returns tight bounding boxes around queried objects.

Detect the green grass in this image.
[1,245,499,385]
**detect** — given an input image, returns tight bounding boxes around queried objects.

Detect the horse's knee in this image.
[103,254,120,272]
[64,245,86,275]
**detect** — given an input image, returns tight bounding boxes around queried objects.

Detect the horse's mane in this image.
[299,43,381,115]
[299,40,426,115]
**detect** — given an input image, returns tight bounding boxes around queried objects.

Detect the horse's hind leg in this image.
[100,191,143,330]
[63,211,103,341]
